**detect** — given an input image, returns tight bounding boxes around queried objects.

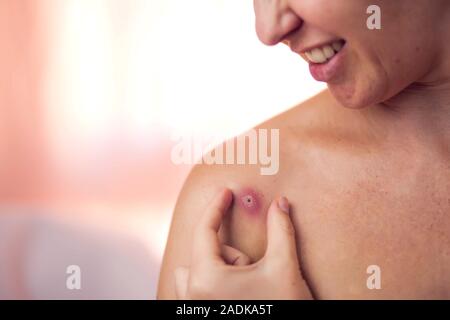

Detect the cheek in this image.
[290,0,364,33]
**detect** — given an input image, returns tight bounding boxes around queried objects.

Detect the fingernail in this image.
[277,197,289,214]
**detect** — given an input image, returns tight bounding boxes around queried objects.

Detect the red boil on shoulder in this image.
[235,187,263,215]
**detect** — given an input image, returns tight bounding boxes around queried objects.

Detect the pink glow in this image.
[235,188,264,215]
[0,0,324,299]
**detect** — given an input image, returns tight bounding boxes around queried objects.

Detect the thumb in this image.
[174,267,190,299]
[264,197,300,266]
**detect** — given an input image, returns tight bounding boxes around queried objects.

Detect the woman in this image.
[159,0,450,299]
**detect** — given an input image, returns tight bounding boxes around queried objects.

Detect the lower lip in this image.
[308,46,346,82]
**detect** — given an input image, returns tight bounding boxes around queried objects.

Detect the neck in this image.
[365,62,450,149]
[381,81,450,133]
[375,14,450,145]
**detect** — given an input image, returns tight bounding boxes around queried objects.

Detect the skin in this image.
[174,190,312,300]
[235,187,264,216]
[159,0,450,299]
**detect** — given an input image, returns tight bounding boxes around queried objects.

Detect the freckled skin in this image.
[159,91,450,299]
[158,0,450,300]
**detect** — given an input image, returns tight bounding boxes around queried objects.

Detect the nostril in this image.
[281,24,302,46]
[255,10,302,46]
[279,12,303,44]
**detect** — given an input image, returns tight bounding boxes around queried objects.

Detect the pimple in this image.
[235,188,263,215]
[242,194,256,208]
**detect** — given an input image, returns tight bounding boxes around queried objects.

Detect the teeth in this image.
[332,41,343,52]
[310,48,327,64]
[305,51,314,63]
[304,40,345,64]
[323,45,335,59]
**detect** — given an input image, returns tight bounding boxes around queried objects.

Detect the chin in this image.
[328,77,386,109]
[328,84,364,109]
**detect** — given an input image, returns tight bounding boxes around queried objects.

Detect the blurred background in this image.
[0,0,325,299]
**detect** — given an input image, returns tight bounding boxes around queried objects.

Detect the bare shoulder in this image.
[158,88,450,299]
[157,91,332,299]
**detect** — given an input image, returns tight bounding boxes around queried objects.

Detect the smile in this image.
[293,39,347,82]
[303,39,345,64]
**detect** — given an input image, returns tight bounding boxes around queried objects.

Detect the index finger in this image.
[191,188,233,264]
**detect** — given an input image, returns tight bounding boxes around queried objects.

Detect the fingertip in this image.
[217,188,233,214]
[277,196,290,214]
[222,188,233,205]
[265,196,297,260]
[195,188,234,255]
[233,254,252,266]
[268,196,290,214]
[221,244,252,266]
[206,188,233,217]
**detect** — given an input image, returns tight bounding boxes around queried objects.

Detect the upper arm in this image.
[157,120,294,299]
[157,165,221,299]
[157,163,272,299]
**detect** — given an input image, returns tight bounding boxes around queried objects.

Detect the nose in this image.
[254,0,302,46]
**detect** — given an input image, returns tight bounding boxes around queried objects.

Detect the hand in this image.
[174,188,313,300]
